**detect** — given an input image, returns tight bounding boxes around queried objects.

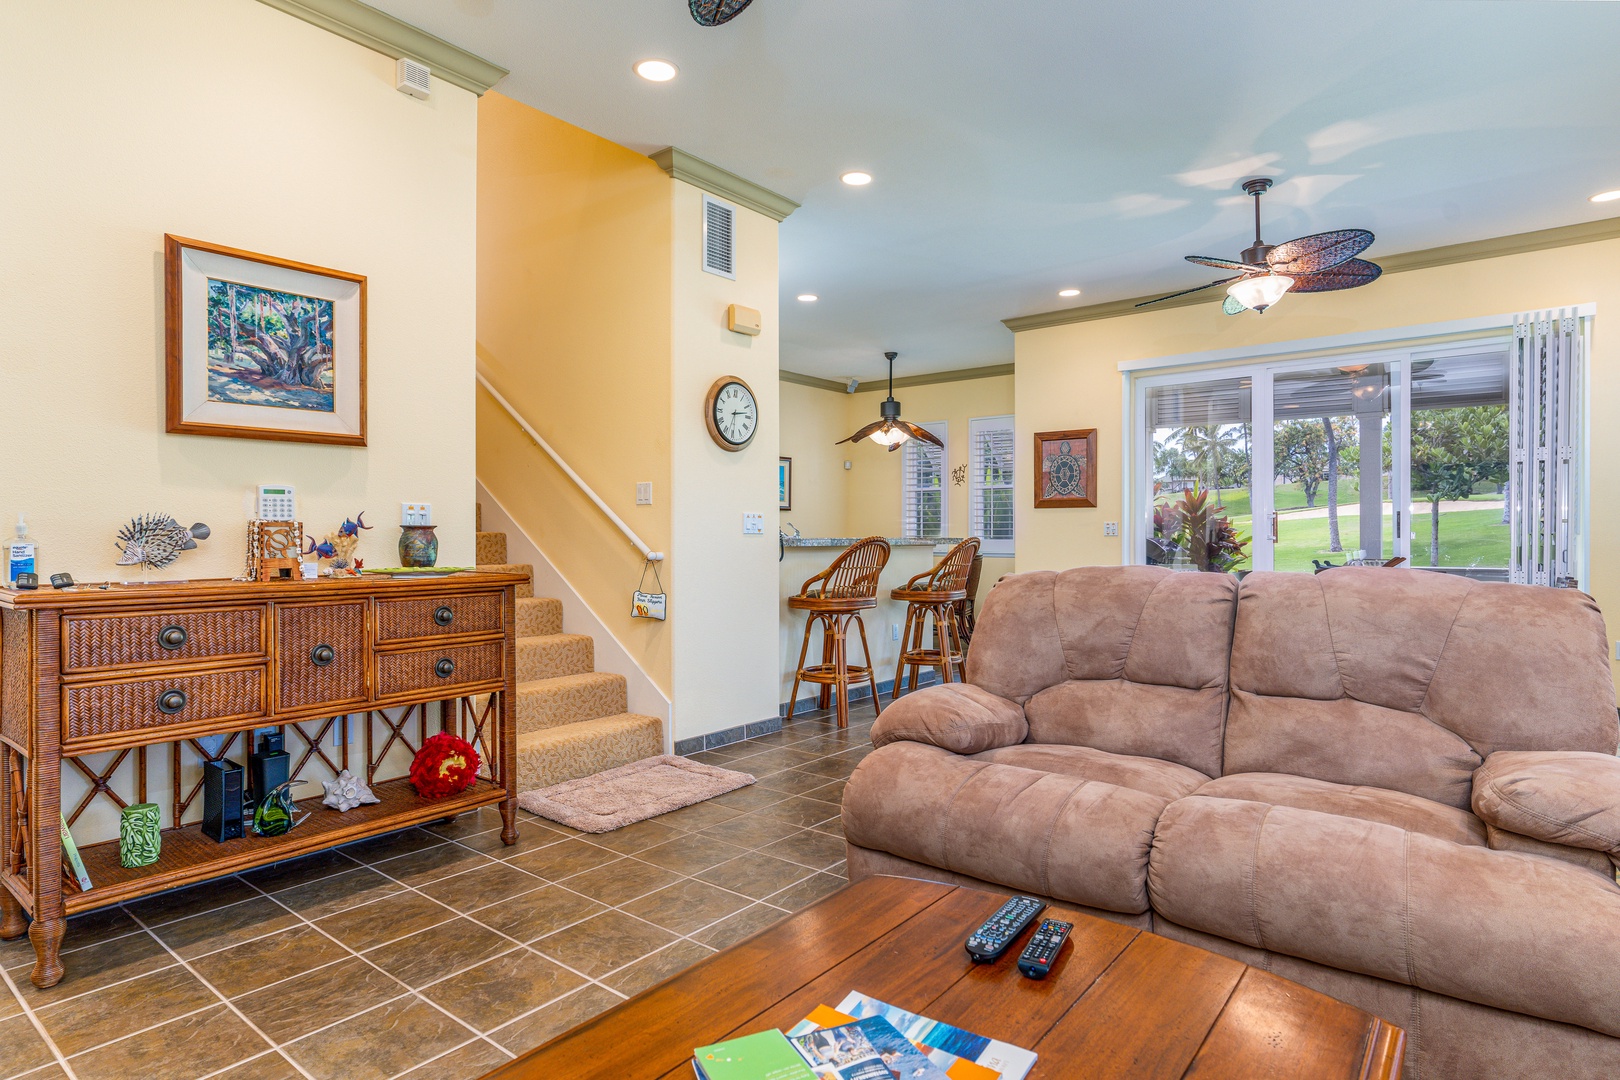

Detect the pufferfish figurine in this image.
[114,514,210,571]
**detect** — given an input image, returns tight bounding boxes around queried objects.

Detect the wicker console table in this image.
[0,572,524,988]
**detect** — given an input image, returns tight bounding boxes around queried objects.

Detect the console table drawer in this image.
[63,667,266,746]
[376,641,503,698]
[375,594,501,643]
[276,601,368,712]
[63,607,266,673]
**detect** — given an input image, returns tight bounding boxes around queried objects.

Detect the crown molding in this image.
[1003,214,1620,334]
[651,148,801,222]
[780,364,1013,393]
[256,0,508,95]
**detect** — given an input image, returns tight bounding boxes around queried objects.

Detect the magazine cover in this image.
[790,1016,951,1080]
[833,993,1036,1080]
[787,1007,995,1080]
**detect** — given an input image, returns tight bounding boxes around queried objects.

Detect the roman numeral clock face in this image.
[706,377,758,451]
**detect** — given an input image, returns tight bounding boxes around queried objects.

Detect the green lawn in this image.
[1221,506,1508,571]
[1196,479,1362,521]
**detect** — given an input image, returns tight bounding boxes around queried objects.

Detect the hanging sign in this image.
[632,561,667,621]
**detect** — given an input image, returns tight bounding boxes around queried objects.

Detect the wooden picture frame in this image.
[1034,428,1098,508]
[165,235,367,445]
[778,457,793,510]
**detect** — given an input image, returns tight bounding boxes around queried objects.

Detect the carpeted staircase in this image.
[476,511,663,792]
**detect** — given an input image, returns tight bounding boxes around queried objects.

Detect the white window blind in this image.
[970,415,1015,557]
[901,422,947,540]
[1509,310,1587,587]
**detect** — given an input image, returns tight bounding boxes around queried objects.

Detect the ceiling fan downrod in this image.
[1241,178,1275,267]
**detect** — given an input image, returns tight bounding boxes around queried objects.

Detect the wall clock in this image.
[705,376,758,452]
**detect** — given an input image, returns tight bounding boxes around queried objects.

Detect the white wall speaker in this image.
[396,58,431,100]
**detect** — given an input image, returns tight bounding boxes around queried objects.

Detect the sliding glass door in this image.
[1143,374,1255,572]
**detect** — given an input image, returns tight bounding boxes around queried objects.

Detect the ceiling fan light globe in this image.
[1227,274,1294,313]
[870,426,908,447]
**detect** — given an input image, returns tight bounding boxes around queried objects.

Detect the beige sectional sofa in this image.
[841,566,1620,1079]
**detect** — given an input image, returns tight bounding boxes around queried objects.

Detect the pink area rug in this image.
[517,755,755,833]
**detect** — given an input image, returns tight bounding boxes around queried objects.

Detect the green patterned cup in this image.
[119,803,161,868]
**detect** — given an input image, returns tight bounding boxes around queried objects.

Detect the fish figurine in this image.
[114,515,210,571]
[304,537,337,560]
[338,512,372,537]
[252,780,309,837]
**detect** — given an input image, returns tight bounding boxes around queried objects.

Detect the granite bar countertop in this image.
[781,536,961,548]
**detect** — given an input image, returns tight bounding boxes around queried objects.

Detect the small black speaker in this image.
[203,759,244,842]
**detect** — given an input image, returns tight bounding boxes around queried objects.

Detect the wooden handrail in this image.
[477,368,664,563]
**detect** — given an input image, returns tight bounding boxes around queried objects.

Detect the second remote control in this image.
[1017,919,1073,979]
[965,896,1045,963]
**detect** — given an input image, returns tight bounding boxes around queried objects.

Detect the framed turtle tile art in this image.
[1034,428,1098,508]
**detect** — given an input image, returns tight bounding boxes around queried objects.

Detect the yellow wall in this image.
[778,381,851,536]
[1013,233,1620,677]
[0,0,479,580]
[475,92,673,692]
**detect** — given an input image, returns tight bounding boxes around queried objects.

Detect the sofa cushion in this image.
[971,744,1208,802]
[1485,824,1615,878]
[1226,570,1617,808]
[969,567,1236,776]
[1472,750,1620,855]
[1148,796,1620,1037]
[842,740,1180,913]
[868,683,1027,755]
[1194,773,1486,847]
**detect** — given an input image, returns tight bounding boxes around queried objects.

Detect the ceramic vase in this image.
[398,525,438,567]
[119,803,161,868]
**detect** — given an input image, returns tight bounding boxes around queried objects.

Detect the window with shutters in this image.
[970,415,1015,557]
[901,422,948,540]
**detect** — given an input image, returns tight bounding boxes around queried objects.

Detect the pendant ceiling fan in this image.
[837,352,945,453]
[689,0,754,25]
[1138,178,1382,315]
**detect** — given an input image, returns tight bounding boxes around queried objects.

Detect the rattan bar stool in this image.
[786,536,891,728]
[891,537,980,699]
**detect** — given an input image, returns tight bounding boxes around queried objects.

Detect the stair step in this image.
[516,671,627,733]
[476,531,507,564]
[516,596,563,637]
[517,713,664,792]
[478,562,533,598]
[516,633,593,681]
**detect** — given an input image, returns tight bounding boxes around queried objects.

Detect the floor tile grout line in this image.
[0,956,81,1080]
[54,1000,224,1066]
[382,1033,506,1080]
[193,1046,305,1080]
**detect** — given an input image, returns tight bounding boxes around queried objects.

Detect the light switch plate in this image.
[636,483,653,506]
[402,502,432,526]
[743,513,765,535]
[1103,521,1119,537]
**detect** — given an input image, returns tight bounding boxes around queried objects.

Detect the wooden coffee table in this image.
[483,876,1404,1080]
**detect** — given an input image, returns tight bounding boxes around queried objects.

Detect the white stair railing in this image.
[477,368,665,563]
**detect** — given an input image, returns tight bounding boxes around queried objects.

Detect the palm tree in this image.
[1173,425,1245,502]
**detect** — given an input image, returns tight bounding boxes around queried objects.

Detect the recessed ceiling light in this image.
[841,171,873,187]
[634,59,677,82]
[796,294,819,302]
[1058,288,1081,298]
[1591,189,1620,204]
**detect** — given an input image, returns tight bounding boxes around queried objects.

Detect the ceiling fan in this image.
[1138,178,1382,315]
[837,352,945,453]
[689,0,754,25]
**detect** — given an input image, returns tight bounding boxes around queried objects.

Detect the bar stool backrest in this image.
[910,536,980,593]
[801,536,891,600]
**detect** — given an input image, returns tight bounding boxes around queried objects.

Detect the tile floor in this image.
[0,702,877,1080]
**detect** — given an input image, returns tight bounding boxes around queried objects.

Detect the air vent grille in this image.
[396,57,431,100]
[703,195,736,279]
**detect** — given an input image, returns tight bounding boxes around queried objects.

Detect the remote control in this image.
[1017,919,1073,979]
[965,895,1045,963]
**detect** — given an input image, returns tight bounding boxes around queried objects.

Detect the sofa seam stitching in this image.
[1247,804,1271,952]
[937,762,991,874]
[1039,779,1088,898]
[1418,578,1473,726]
[1402,828,1418,988]
[1316,573,1349,701]
[1487,782,1619,848]
[1117,575,1159,684]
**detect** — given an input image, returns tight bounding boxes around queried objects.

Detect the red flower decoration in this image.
[409,733,480,799]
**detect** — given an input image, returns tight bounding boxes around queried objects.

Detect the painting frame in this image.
[778,456,793,511]
[1034,428,1098,508]
[165,234,367,446]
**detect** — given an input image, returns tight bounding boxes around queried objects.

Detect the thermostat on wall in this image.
[727,304,762,336]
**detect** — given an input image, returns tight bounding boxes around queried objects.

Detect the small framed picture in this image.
[1034,428,1098,508]
[165,235,366,445]
[778,457,793,510]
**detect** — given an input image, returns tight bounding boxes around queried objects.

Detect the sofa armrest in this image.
[869,683,1027,755]
[1472,750,1620,855]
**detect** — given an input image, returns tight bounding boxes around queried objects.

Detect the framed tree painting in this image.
[778,457,793,510]
[165,235,366,445]
[1034,428,1098,508]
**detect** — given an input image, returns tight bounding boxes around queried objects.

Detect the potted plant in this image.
[1151,483,1250,573]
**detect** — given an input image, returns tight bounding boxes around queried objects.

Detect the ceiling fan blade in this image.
[888,440,903,453]
[1287,258,1383,293]
[1186,255,1266,274]
[689,0,754,25]
[1223,295,1246,316]
[836,420,886,445]
[1135,276,1243,308]
[896,421,944,448]
[1266,230,1374,276]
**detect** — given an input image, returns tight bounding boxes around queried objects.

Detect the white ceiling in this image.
[370,0,1620,382]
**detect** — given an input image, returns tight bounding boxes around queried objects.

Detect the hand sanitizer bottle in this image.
[7,515,39,587]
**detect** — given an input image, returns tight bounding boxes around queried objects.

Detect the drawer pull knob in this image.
[435,658,456,678]
[158,625,188,650]
[310,644,336,667]
[434,606,455,626]
[157,689,187,714]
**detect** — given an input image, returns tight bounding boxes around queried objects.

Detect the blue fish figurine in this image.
[338,512,371,537]
[304,537,337,559]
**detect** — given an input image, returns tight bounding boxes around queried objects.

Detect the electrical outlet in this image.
[401,502,432,526]
[892,623,900,641]
[636,483,653,506]
[743,513,764,535]
[1614,640,1619,661]
[1104,521,1119,537]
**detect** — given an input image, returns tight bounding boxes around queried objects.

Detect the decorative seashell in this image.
[321,769,379,813]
